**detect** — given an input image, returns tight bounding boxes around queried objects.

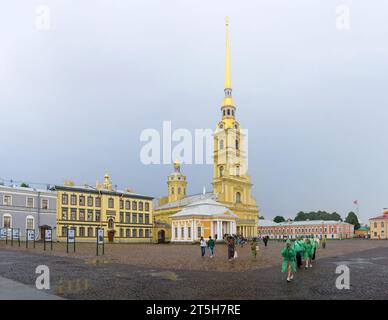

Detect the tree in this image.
[273,216,285,223]
[294,211,342,221]
[20,182,30,188]
[345,211,360,230]
[259,216,265,220]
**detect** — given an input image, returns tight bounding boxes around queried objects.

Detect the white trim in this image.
[26,197,34,209]
[2,214,12,228]
[26,215,35,230]
[0,190,56,198]
[41,198,49,210]
[2,195,12,206]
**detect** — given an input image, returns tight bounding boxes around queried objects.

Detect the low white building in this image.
[170,198,238,242]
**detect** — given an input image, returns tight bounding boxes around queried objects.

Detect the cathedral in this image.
[153,18,259,242]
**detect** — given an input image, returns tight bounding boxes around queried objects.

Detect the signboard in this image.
[45,229,52,241]
[12,228,20,239]
[97,229,104,245]
[0,228,6,239]
[68,229,75,243]
[27,229,35,241]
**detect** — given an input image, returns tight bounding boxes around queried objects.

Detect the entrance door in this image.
[158,230,165,243]
[108,230,115,243]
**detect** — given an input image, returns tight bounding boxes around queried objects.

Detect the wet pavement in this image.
[0,242,388,299]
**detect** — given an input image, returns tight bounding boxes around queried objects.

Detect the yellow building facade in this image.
[53,174,154,243]
[153,18,259,242]
[369,209,388,239]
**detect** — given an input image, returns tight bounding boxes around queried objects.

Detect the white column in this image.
[178,223,181,241]
[171,223,175,241]
[191,220,194,241]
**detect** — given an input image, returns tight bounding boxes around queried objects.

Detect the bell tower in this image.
[212,17,259,237]
[167,161,187,203]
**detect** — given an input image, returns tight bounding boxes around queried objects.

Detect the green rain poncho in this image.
[304,239,313,260]
[281,240,296,273]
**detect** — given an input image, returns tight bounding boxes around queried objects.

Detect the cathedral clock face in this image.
[219,123,224,129]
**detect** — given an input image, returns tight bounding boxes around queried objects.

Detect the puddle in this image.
[150,271,180,281]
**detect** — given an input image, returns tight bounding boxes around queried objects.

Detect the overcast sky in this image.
[1,0,387,222]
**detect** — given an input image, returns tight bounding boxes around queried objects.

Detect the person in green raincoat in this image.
[304,238,313,269]
[281,239,296,282]
[294,238,303,269]
[251,239,258,259]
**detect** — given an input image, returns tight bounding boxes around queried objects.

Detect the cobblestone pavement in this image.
[0,240,388,299]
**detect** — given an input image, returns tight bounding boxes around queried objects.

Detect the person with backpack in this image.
[207,236,215,258]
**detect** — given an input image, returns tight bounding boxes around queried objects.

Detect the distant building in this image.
[258,219,354,239]
[354,226,370,238]
[369,209,388,239]
[0,184,57,240]
[51,173,154,243]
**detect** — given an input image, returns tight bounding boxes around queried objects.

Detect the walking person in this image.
[322,235,327,249]
[251,239,258,259]
[200,237,206,257]
[263,235,268,247]
[294,237,303,269]
[207,236,215,258]
[304,238,313,269]
[227,236,235,261]
[281,239,297,282]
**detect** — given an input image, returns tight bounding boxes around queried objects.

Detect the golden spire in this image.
[225,16,231,89]
[221,16,235,108]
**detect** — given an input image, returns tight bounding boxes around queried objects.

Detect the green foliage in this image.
[345,211,360,230]
[273,216,286,223]
[20,182,30,188]
[294,211,343,222]
[259,216,265,220]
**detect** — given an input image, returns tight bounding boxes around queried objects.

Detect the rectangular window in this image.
[41,199,49,209]
[132,229,137,237]
[87,196,93,207]
[87,210,93,221]
[188,227,191,238]
[3,195,12,206]
[87,227,93,237]
[108,198,114,208]
[95,197,101,207]
[175,228,178,239]
[145,214,150,224]
[70,195,77,205]
[120,200,124,210]
[120,212,124,223]
[139,214,143,224]
[197,227,201,237]
[125,200,130,210]
[26,218,34,230]
[26,197,34,208]
[95,210,101,222]
[120,228,124,238]
[62,194,68,205]
[145,229,150,238]
[132,201,137,210]
[126,229,131,237]
[139,202,143,211]
[181,228,184,238]
[79,209,85,221]
[3,216,11,228]
[132,213,137,224]
[139,229,144,237]
[70,208,77,221]
[126,213,130,223]
[62,208,68,220]
[79,227,85,237]
[79,195,85,206]
[62,226,68,237]
[145,202,150,212]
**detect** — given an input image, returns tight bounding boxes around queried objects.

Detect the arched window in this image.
[223,110,226,116]
[178,187,181,194]
[219,166,224,177]
[26,215,34,230]
[171,187,174,195]
[236,166,240,176]
[227,109,230,115]
[232,110,234,116]
[3,214,12,228]
[236,192,241,203]
[108,218,114,229]
[235,139,239,150]
[219,139,224,150]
